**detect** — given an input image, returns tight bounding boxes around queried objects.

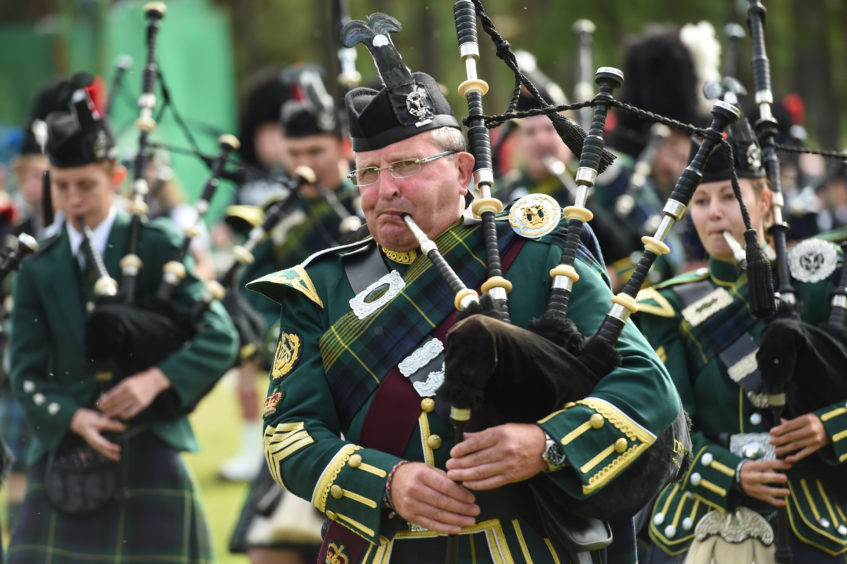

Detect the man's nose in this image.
[376,169,399,199]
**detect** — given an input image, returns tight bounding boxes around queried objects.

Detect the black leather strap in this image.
[342,241,389,295]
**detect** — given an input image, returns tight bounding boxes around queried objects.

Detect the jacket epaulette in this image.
[635,268,709,318]
[247,239,374,308]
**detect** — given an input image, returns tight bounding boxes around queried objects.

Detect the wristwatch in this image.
[541,432,567,472]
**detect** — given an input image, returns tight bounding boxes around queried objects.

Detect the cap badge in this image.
[317,109,337,132]
[406,86,433,127]
[745,142,762,171]
[93,130,110,160]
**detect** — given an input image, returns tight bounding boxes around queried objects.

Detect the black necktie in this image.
[79,242,97,284]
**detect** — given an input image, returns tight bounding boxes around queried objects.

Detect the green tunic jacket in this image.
[9,211,239,464]
[635,247,847,557]
[241,180,360,366]
[249,213,680,563]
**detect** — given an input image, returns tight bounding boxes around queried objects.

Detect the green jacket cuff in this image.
[682,445,742,511]
[815,402,847,465]
[313,445,401,545]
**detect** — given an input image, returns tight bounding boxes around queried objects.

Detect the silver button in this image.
[690,472,702,486]
[749,412,762,425]
[653,512,665,525]
[820,518,831,528]
[33,393,45,406]
[47,402,60,415]
[22,380,35,393]
[838,524,847,536]
[683,517,693,530]
[701,452,713,466]
[664,524,677,538]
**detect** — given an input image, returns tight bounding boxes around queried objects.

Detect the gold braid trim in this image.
[330,511,375,538]
[583,442,650,494]
[788,480,847,549]
[264,422,314,488]
[577,397,657,494]
[696,478,727,497]
[821,407,846,422]
[313,444,361,513]
[577,397,656,443]
[381,247,417,264]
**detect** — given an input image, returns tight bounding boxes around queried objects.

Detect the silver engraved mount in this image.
[399,338,445,398]
[349,270,406,320]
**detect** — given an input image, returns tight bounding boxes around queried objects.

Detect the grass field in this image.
[183,369,260,564]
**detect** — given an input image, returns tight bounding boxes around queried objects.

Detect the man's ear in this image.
[456,151,475,194]
[111,165,128,189]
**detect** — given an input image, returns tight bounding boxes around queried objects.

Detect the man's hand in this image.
[388,462,479,534]
[69,408,127,461]
[738,458,791,507]
[445,423,547,490]
[770,414,831,463]
[97,367,171,420]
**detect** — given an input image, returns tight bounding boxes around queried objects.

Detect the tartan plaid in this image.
[677,274,757,373]
[320,221,518,429]
[242,181,360,357]
[273,181,359,269]
[8,432,214,564]
[0,382,31,472]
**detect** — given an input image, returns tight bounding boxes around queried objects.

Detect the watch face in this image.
[544,439,567,469]
[549,447,567,466]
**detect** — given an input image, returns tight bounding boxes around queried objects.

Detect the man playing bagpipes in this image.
[247,11,682,563]
[6,87,238,563]
[240,74,362,368]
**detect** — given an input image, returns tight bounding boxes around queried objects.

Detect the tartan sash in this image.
[275,182,358,265]
[320,221,517,430]
[676,274,765,404]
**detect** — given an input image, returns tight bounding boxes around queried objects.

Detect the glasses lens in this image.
[389,160,422,179]
[355,167,380,185]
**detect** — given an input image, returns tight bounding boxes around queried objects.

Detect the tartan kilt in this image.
[0,381,31,472]
[8,432,214,564]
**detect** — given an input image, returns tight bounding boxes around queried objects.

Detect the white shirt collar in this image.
[66,207,118,266]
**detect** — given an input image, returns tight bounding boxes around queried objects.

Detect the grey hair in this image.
[430,127,467,153]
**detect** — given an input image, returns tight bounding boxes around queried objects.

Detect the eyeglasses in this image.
[348,150,457,186]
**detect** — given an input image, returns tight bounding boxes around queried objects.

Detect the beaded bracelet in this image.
[383,460,410,518]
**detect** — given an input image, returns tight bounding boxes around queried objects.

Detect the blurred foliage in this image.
[214,0,847,150]
[1,1,845,149]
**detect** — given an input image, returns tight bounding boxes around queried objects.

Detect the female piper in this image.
[636,117,847,563]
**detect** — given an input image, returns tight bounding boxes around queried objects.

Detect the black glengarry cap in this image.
[45,89,116,168]
[342,13,460,151]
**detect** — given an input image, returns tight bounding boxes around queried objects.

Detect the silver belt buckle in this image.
[729,432,775,460]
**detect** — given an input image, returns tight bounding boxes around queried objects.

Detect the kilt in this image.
[0,382,31,473]
[8,432,214,564]
[229,464,321,560]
